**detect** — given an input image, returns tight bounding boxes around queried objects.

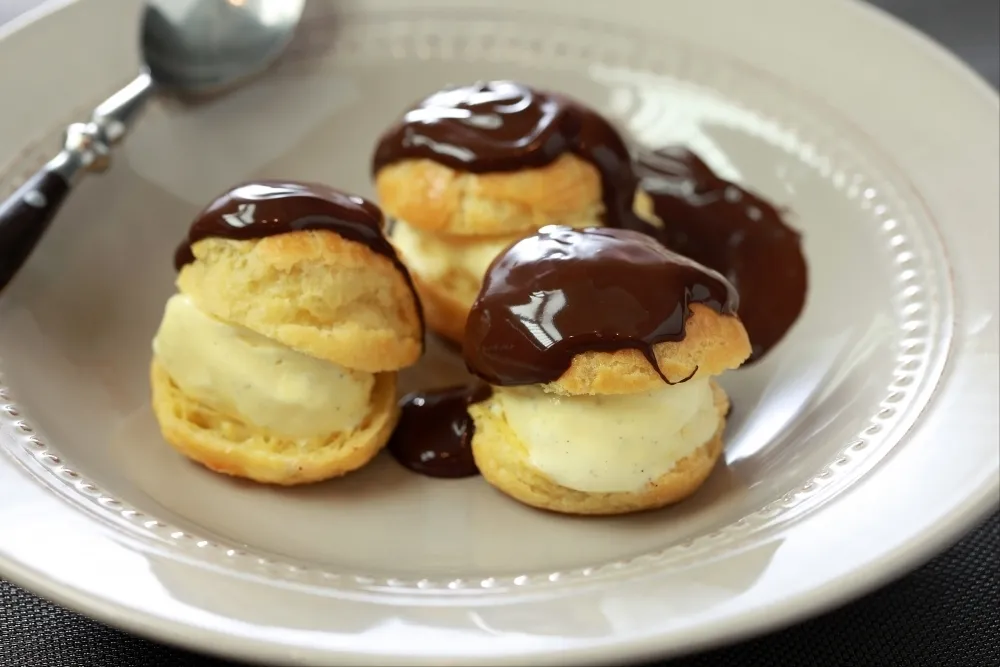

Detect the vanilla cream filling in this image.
[388,219,523,284]
[493,378,720,493]
[152,294,374,438]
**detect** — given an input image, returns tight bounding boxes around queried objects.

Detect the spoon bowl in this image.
[143,0,306,95]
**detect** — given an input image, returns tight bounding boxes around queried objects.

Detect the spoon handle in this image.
[0,166,71,290]
[0,73,154,293]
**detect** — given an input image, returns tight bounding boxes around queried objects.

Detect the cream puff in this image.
[150,181,423,485]
[462,225,751,515]
[371,80,658,343]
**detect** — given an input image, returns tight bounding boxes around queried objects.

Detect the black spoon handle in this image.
[0,166,71,290]
[0,73,155,293]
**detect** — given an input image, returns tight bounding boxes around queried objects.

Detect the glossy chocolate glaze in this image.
[388,384,492,478]
[371,80,654,235]
[636,147,807,362]
[173,180,424,336]
[463,226,739,387]
[176,181,390,266]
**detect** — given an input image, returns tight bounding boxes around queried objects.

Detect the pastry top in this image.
[462,226,750,395]
[371,80,658,236]
[174,181,423,373]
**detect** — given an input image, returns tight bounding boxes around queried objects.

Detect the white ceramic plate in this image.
[0,0,997,664]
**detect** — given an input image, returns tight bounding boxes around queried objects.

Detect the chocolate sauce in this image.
[371,80,654,235]
[635,148,807,362]
[463,226,738,387]
[173,180,424,337]
[388,384,492,478]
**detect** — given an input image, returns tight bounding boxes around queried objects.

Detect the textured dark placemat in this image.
[1,0,998,666]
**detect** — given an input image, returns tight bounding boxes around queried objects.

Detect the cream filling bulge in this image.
[152,294,374,438]
[388,218,520,285]
[493,378,720,493]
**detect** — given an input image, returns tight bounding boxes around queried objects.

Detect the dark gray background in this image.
[0,0,997,665]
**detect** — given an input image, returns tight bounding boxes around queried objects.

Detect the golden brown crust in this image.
[176,232,422,373]
[543,304,751,396]
[633,189,659,226]
[150,359,398,485]
[469,381,729,515]
[408,271,475,346]
[374,154,604,235]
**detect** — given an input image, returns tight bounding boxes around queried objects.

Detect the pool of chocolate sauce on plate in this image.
[388,384,492,478]
[635,147,808,363]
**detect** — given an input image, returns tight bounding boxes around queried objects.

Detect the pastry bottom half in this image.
[150,360,398,485]
[469,382,729,515]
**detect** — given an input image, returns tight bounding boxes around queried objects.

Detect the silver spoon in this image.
[0,0,306,290]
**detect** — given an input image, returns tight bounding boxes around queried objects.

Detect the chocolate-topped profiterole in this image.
[388,383,492,478]
[150,180,425,485]
[636,147,807,362]
[462,225,751,515]
[372,80,654,235]
[463,225,739,387]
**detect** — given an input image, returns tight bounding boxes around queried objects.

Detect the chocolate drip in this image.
[463,226,738,387]
[172,180,424,337]
[371,80,654,235]
[388,384,492,478]
[635,148,808,362]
